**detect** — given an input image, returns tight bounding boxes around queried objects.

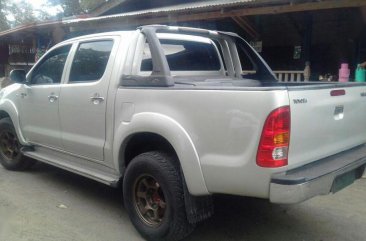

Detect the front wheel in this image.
[123,151,195,241]
[0,117,36,171]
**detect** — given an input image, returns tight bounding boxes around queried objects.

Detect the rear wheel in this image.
[0,118,36,170]
[123,151,195,241]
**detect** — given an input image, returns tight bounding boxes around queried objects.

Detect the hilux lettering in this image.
[293,98,308,104]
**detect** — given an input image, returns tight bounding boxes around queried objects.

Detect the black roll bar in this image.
[121,25,276,87]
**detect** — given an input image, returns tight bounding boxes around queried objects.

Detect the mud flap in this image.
[181,172,214,224]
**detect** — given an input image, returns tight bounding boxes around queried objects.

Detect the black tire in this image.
[123,151,195,241]
[0,117,36,171]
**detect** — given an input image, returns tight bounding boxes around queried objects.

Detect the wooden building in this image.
[0,21,66,79]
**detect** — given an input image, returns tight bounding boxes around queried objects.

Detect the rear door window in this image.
[69,40,113,83]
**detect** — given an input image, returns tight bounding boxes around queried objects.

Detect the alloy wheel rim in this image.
[0,130,20,160]
[133,175,167,227]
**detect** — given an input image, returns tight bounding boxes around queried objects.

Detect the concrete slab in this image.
[0,163,365,241]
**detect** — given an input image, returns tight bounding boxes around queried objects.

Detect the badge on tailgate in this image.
[293,98,307,104]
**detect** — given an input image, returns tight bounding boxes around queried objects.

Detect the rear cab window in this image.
[129,31,272,86]
[139,34,224,76]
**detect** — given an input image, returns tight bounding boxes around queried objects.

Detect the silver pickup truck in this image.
[1,25,366,241]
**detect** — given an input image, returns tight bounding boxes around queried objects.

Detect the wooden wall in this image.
[251,8,363,79]
[155,7,363,80]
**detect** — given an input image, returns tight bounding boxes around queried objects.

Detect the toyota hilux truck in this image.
[0,25,365,241]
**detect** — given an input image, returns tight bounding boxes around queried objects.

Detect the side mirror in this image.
[9,69,26,83]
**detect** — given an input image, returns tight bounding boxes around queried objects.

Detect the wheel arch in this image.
[0,110,10,119]
[120,132,178,167]
[113,112,209,195]
[0,101,27,145]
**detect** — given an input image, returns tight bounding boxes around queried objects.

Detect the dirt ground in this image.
[0,163,365,241]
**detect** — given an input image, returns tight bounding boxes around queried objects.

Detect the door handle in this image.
[48,94,58,103]
[90,93,104,105]
[90,96,105,104]
[20,93,27,98]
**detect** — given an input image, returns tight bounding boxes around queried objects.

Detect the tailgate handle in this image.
[334,105,344,120]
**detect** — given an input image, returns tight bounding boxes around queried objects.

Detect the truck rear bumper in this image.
[269,144,366,204]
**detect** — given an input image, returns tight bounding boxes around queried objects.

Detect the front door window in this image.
[29,45,71,85]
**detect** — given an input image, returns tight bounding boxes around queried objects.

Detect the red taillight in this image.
[256,106,290,168]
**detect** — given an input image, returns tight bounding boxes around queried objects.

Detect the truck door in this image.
[19,44,72,149]
[59,39,116,161]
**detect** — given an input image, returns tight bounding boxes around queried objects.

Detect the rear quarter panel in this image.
[115,87,289,198]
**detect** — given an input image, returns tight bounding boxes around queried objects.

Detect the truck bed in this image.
[119,80,366,198]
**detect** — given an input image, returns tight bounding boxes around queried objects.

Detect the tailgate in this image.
[288,84,366,168]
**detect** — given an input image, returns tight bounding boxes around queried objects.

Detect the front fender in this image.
[113,112,209,195]
[0,98,28,145]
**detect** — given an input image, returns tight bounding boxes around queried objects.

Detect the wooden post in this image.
[52,24,66,45]
[361,6,366,23]
[303,13,312,64]
[304,61,311,81]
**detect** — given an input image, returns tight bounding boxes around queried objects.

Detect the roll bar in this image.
[121,25,276,87]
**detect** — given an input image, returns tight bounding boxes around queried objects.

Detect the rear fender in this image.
[114,112,209,195]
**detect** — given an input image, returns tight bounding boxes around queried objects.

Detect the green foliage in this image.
[80,0,106,13]
[7,0,36,26]
[0,0,109,31]
[47,0,107,17]
[59,0,83,17]
[0,0,10,31]
[0,0,37,30]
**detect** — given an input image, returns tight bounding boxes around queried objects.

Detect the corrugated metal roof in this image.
[0,21,61,38]
[3,0,353,38]
[0,0,285,38]
[64,0,288,24]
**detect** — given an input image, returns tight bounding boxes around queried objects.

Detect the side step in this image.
[23,146,121,187]
[20,146,35,152]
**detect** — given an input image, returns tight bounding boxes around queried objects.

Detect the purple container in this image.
[339,63,350,82]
